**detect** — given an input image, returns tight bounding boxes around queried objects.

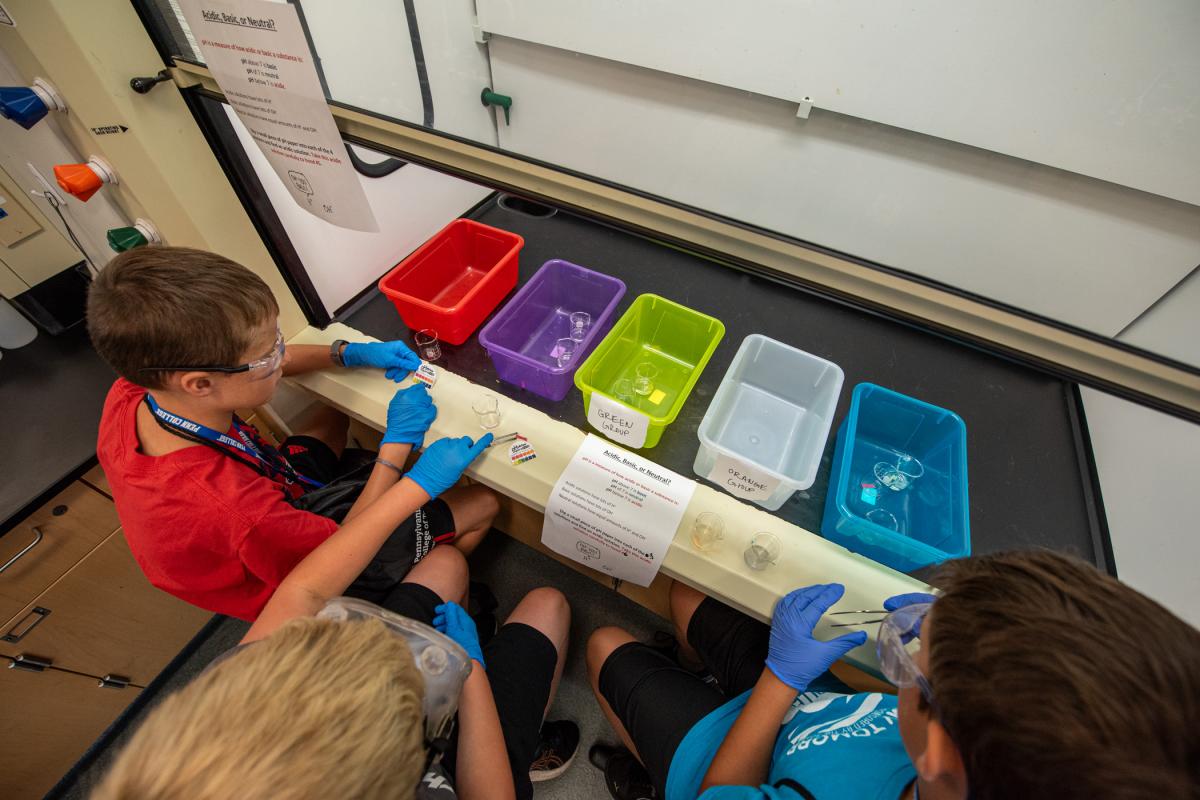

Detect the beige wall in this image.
[0,0,306,336]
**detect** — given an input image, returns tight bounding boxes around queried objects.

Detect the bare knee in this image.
[476,485,500,519]
[587,626,636,685]
[406,543,468,604]
[506,587,570,649]
[669,579,706,632]
[445,484,500,534]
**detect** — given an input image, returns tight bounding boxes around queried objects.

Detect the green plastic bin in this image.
[574,294,725,449]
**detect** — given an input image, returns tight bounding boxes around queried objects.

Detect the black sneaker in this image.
[529,720,580,782]
[588,743,658,800]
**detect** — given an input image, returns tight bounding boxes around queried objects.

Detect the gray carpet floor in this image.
[52,533,670,799]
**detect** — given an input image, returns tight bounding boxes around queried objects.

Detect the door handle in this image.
[0,526,44,575]
[2,606,50,643]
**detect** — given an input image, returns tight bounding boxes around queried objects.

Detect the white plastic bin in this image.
[694,335,843,510]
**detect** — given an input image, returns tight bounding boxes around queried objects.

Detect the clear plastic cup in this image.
[569,311,592,342]
[874,453,925,492]
[554,338,577,368]
[743,532,780,570]
[691,511,725,552]
[633,362,659,397]
[866,508,900,531]
[472,394,501,430]
[414,329,442,362]
[612,378,636,404]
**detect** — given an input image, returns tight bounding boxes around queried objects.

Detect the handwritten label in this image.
[709,453,783,503]
[413,362,438,387]
[587,392,651,449]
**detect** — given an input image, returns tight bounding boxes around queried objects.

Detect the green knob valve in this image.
[107,226,148,252]
[481,88,512,126]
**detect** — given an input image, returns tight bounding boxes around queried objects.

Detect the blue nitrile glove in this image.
[765,583,869,692]
[406,433,493,498]
[883,592,938,642]
[381,384,437,446]
[341,340,422,382]
[433,601,485,668]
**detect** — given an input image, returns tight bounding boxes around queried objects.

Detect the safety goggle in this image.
[139,328,285,381]
[877,602,938,713]
[831,600,938,712]
[316,597,472,745]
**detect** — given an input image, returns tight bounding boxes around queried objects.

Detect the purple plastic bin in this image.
[479,260,626,401]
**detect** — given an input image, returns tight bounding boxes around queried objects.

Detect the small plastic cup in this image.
[554,338,577,368]
[691,512,725,552]
[612,378,636,404]
[414,329,442,362]
[569,311,592,342]
[472,394,501,430]
[866,508,900,531]
[633,362,659,397]
[743,532,780,571]
[874,453,925,492]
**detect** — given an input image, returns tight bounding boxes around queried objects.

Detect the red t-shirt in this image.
[96,379,337,620]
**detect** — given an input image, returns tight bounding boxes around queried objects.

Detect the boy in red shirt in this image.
[89,246,498,620]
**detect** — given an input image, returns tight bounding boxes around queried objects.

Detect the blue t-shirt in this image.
[666,689,915,800]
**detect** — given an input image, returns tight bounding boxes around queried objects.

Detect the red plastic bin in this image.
[378,219,524,345]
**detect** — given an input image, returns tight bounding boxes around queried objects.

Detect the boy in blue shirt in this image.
[587,550,1200,800]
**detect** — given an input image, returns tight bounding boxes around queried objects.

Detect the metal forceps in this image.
[827,609,887,628]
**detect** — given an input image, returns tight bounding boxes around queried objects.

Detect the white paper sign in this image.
[179,0,378,232]
[542,435,696,586]
[587,392,651,449]
[709,452,783,502]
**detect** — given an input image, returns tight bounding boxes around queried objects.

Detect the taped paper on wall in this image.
[542,435,696,586]
[178,0,378,232]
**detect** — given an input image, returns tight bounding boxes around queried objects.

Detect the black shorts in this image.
[598,596,851,796]
[283,436,458,606]
[390,584,558,800]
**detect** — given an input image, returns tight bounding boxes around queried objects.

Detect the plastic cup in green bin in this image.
[574,294,725,449]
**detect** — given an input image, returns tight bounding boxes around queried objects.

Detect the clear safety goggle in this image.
[139,327,285,381]
[876,601,938,713]
[316,597,472,744]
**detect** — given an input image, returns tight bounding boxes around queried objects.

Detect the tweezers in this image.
[488,432,521,447]
[828,609,886,628]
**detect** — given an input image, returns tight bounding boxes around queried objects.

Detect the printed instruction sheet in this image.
[179,0,378,231]
[543,435,696,586]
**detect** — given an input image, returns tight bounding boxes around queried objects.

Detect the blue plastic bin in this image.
[821,383,969,572]
[479,259,626,401]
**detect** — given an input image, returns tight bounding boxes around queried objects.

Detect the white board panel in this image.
[490,39,1200,338]
[226,106,492,312]
[478,0,1200,205]
[296,0,497,145]
[1081,388,1199,629]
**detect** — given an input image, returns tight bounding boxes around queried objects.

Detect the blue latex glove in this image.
[883,592,937,642]
[407,433,493,498]
[765,583,868,692]
[381,384,436,446]
[341,340,422,382]
[433,601,485,668]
